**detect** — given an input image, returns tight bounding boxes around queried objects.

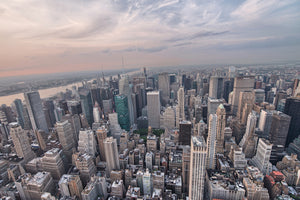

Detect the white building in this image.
[206,114,217,169]
[78,129,97,156]
[103,137,120,175]
[252,138,273,175]
[189,136,207,200]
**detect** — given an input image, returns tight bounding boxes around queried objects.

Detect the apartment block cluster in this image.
[0,65,300,200]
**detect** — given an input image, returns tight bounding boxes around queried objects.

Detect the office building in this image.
[209,76,224,99]
[41,148,65,180]
[177,87,185,122]
[284,97,300,146]
[162,106,176,130]
[24,91,49,132]
[258,110,273,138]
[9,122,35,163]
[56,120,76,163]
[111,180,125,198]
[96,126,107,161]
[79,88,94,127]
[189,136,207,200]
[231,75,255,115]
[207,114,217,169]
[207,98,225,119]
[119,75,135,125]
[158,73,170,106]
[147,91,161,129]
[143,169,153,196]
[252,138,272,175]
[13,99,25,128]
[103,137,120,175]
[59,174,83,200]
[81,176,108,200]
[216,104,226,154]
[237,91,254,124]
[78,129,97,156]
[114,95,130,131]
[73,153,97,186]
[179,121,192,145]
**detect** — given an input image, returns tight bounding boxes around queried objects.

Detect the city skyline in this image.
[0,0,300,77]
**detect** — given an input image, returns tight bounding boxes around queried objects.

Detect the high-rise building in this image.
[16,172,54,200]
[252,138,272,175]
[24,91,49,132]
[258,110,273,138]
[103,137,120,175]
[143,169,153,196]
[223,78,234,103]
[114,95,130,131]
[59,174,83,200]
[189,136,207,200]
[269,111,291,163]
[158,73,170,106]
[147,91,161,129]
[237,91,254,124]
[253,89,265,104]
[284,97,300,146]
[81,175,108,200]
[216,104,226,154]
[79,88,94,127]
[119,75,135,125]
[179,121,192,145]
[206,114,217,169]
[207,98,225,119]
[177,87,185,123]
[162,106,176,130]
[56,120,76,163]
[209,76,224,99]
[73,153,97,186]
[9,123,35,163]
[239,111,257,148]
[96,126,107,161]
[13,99,25,129]
[231,75,255,115]
[78,129,97,156]
[41,148,65,180]
[43,100,56,128]
[93,104,101,123]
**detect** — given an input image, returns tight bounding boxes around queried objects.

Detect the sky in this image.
[0,0,300,77]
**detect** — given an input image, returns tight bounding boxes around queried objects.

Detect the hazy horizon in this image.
[1,0,300,77]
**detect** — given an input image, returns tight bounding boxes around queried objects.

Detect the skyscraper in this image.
[119,75,135,125]
[59,174,83,200]
[237,91,254,124]
[93,103,101,123]
[206,114,217,169]
[96,126,107,161]
[13,99,25,129]
[103,137,120,176]
[284,97,300,146]
[252,138,272,175]
[114,95,130,131]
[143,169,153,196]
[147,91,161,129]
[179,121,192,145]
[189,136,207,200]
[231,75,255,115]
[56,120,76,163]
[209,76,224,99]
[24,91,49,132]
[162,106,176,130]
[79,88,94,127]
[177,86,185,126]
[258,110,273,138]
[216,104,226,154]
[78,129,97,156]
[9,122,35,163]
[158,73,170,106]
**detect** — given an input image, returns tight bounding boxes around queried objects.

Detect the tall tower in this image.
[56,120,76,163]
[24,91,49,132]
[96,126,107,161]
[258,110,273,138]
[78,129,97,156]
[9,123,35,163]
[103,137,120,176]
[189,136,207,200]
[158,73,170,106]
[216,104,226,154]
[206,114,217,169]
[114,95,130,131]
[252,138,272,175]
[93,103,101,123]
[231,75,255,115]
[237,91,254,124]
[79,88,94,127]
[119,75,135,125]
[13,99,25,129]
[209,76,224,99]
[147,91,161,129]
[177,86,185,124]
[284,97,300,146]
[239,111,257,148]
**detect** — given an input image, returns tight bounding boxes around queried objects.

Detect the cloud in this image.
[0,0,299,76]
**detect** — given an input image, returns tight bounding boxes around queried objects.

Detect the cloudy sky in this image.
[0,0,299,77]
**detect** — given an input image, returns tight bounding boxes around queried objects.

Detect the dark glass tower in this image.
[79,88,94,127]
[114,95,130,131]
[284,97,300,146]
